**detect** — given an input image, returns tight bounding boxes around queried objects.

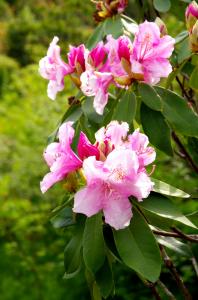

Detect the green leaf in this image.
[83,213,106,273]
[138,193,196,228]
[142,209,173,230]
[175,30,189,44]
[155,235,192,257]
[114,208,161,282]
[140,103,173,156]
[64,216,85,278]
[187,137,198,165]
[113,91,136,124]
[138,82,162,111]
[152,178,190,198]
[153,0,171,12]
[155,87,198,137]
[177,38,191,64]
[189,66,198,91]
[104,16,124,38]
[96,258,114,299]
[86,23,105,50]
[82,97,104,124]
[50,207,75,228]
[93,282,102,300]
[48,104,82,143]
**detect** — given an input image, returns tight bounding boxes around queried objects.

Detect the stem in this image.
[153,229,198,243]
[143,281,162,300]
[157,280,176,300]
[172,132,198,174]
[160,246,192,300]
[171,227,198,243]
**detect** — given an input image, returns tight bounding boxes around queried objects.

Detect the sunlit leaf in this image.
[114,208,161,282]
[152,178,190,198]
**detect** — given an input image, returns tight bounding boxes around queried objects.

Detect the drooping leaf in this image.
[189,66,198,91]
[114,208,161,282]
[155,87,198,137]
[187,137,198,165]
[153,0,171,12]
[140,103,173,156]
[155,235,192,257]
[104,16,124,38]
[113,91,136,124]
[175,30,189,44]
[86,23,105,50]
[82,97,104,124]
[138,83,162,111]
[96,258,114,299]
[50,206,75,228]
[177,38,191,64]
[152,178,190,198]
[64,215,85,278]
[138,193,196,228]
[83,213,106,274]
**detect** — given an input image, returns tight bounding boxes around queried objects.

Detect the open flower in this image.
[130,21,175,85]
[39,37,71,100]
[80,70,113,115]
[41,122,98,193]
[73,148,153,229]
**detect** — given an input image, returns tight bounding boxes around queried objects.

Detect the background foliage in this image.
[0,0,197,299]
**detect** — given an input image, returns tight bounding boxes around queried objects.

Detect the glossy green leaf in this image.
[155,235,192,257]
[177,38,191,64]
[83,213,106,273]
[155,87,198,137]
[113,91,136,123]
[86,23,105,50]
[138,193,196,228]
[153,0,171,12]
[96,258,114,299]
[104,16,124,38]
[175,30,189,44]
[114,208,161,282]
[152,178,190,198]
[82,97,104,124]
[64,216,85,278]
[142,209,173,230]
[50,207,75,228]
[138,83,162,111]
[140,103,173,156]
[189,67,198,91]
[48,104,82,143]
[187,137,198,165]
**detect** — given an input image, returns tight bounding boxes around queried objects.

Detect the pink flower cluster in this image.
[39,21,175,115]
[41,121,155,230]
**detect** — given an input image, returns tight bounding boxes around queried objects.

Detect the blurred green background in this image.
[0,1,197,299]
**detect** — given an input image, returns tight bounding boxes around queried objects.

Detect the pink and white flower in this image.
[80,71,113,115]
[73,148,153,229]
[39,37,71,100]
[130,21,175,85]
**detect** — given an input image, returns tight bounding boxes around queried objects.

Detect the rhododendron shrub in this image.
[39,1,198,299]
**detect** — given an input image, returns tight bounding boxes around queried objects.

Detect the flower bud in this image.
[93,0,128,22]
[185,1,198,31]
[190,20,198,52]
[155,17,168,37]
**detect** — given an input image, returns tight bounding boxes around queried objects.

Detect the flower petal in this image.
[103,191,132,230]
[73,185,103,217]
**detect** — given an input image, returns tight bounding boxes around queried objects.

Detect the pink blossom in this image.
[39,37,72,100]
[40,122,82,193]
[128,129,156,168]
[186,1,198,31]
[77,132,100,160]
[87,41,109,71]
[67,44,86,75]
[130,21,175,85]
[80,71,113,115]
[73,149,153,229]
[117,0,128,13]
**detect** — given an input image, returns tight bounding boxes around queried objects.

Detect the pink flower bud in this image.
[190,20,198,52]
[155,17,168,37]
[185,1,198,31]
